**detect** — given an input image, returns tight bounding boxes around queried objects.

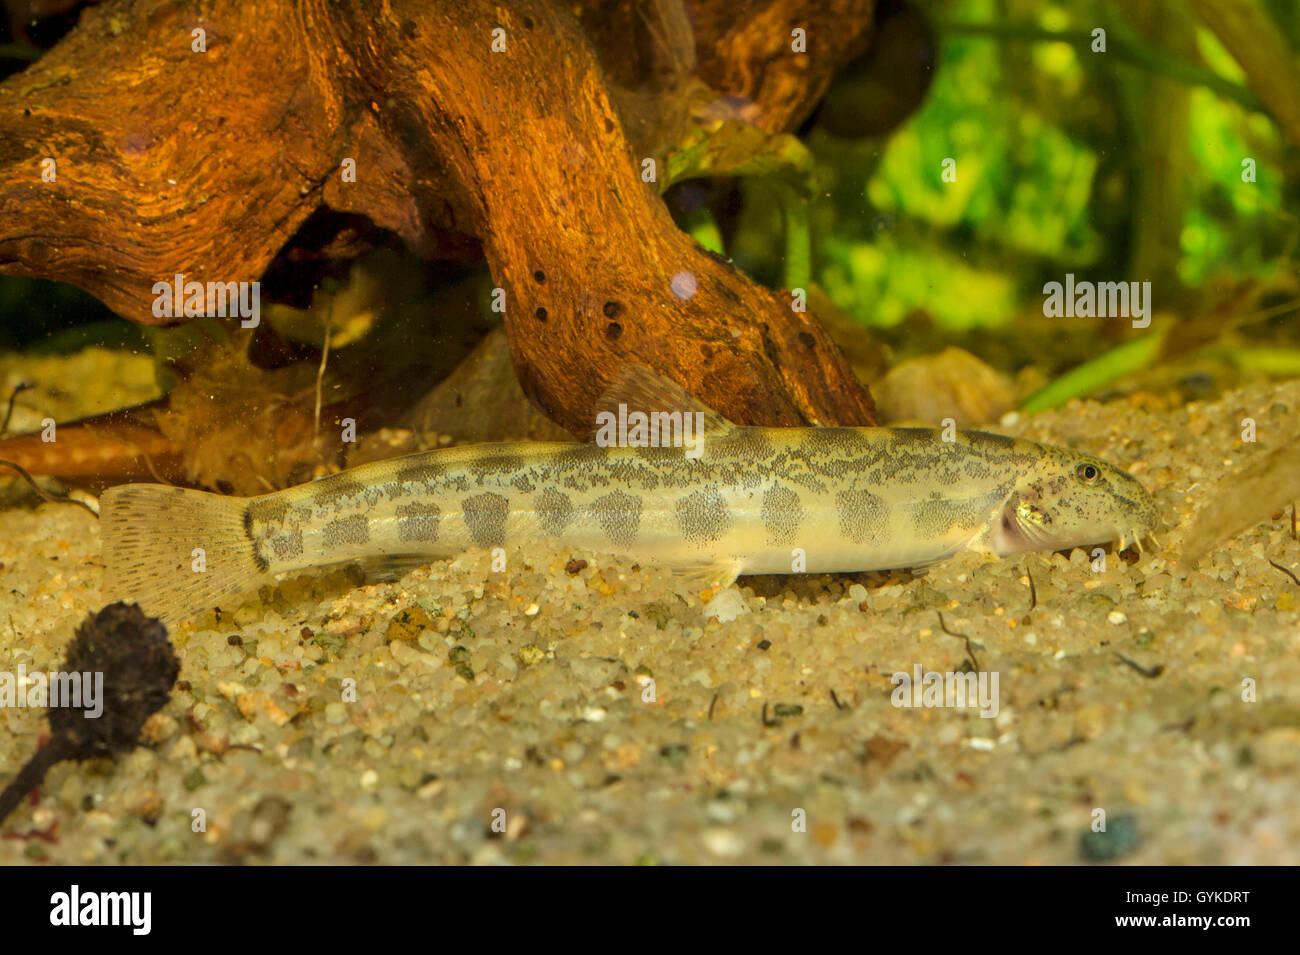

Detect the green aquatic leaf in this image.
[661,120,826,197]
[1020,331,1168,413]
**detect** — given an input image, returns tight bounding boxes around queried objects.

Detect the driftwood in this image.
[0,0,879,434]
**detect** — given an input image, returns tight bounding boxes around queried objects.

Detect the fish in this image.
[99,367,1159,625]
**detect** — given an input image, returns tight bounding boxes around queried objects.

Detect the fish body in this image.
[101,420,1157,626]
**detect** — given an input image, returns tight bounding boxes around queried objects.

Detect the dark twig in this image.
[1115,653,1164,679]
[0,459,98,517]
[937,611,981,671]
[1268,559,1300,586]
[0,383,32,437]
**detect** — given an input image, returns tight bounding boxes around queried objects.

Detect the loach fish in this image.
[100,367,1158,626]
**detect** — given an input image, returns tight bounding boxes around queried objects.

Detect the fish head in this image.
[989,446,1158,556]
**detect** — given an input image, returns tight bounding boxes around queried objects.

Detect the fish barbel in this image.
[100,369,1157,625]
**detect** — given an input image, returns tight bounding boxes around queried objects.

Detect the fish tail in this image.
[100,483,266,626]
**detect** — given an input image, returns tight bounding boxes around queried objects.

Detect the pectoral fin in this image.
[352,553,436,582]
[668,558,745,596]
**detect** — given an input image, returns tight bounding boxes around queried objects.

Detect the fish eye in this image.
[1076,463,1100,483]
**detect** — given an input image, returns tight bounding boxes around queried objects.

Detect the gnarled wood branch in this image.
[0,0,879,433]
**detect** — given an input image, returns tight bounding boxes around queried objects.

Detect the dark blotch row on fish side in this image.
[761,482,803,546]
[675,486,732,545]
[312,477,380,514]
[535,487,574,537]
[396,502,441,543]
[462,492,510,548]
[591,490,642,547]
[322,515,370,549]
[912,493,998,538]
[836,488,888,544]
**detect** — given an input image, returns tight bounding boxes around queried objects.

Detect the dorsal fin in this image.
[586,363,735,441]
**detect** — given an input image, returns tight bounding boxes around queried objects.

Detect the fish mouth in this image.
[990,495,1156,557]
[989,496,1046,556]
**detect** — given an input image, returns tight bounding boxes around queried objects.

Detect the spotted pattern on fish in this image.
[591,490,641,547]
[102,412,1159,627]
[803,427,873,458]
[463,492,509,547]
[535,487,574,537]
[397,502,441,543]
[313,477,381,513]
[471,454,524,479]
[554,446,613,491]
[246,498,289,526]
[270,527,304,560]
[710,428,774,460]
[761,483,803,546]
[836,488,888,544]
[890,428,937,447]
[323,515,369,548]
[676,486,732,545]
[913,495,996,538]
[394,460,447,489]
[553,445,608,472]
[932,467,964,487]
[975,430,1016,450]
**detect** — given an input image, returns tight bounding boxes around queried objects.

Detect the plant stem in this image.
[774,183,812,293]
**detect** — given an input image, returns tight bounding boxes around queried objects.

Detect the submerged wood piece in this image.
[0,0,877,433]
[0,405,183,485]
[398,328,573,445]
[1179,441,1300,567]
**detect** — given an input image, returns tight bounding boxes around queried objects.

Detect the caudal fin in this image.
[100,483,267,626]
